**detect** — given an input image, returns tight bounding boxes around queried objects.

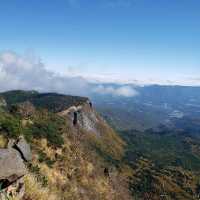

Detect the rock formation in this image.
[58,102,102,135]
[14,136,32,162]
[0,136,31,198]
[0,148,27,184]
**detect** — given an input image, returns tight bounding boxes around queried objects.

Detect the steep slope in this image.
[0,91,132,200]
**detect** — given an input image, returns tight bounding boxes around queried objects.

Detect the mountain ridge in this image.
[0,90,131,200]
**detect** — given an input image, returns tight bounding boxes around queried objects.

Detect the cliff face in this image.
[0,91,132,200]
[58,101,109,136]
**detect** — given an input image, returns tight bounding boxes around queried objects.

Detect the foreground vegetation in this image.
[0,90,131,200]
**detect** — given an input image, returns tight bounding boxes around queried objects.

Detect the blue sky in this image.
[0,0,200,84]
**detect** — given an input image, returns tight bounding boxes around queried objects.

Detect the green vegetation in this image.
[0,90,88,112]
[28,164,48,187]
[120,129,200,171]
[24,115,65,147]
[0,90,38,105]
[0,109,65,147]
[117,128,200,199]
[38,150,55,168]
[0,112,21,138]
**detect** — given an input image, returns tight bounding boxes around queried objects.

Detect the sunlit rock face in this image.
[0,148,27,183]
[0,137,31,191]
[58,101,104,136]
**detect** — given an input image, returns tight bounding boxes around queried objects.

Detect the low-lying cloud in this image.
[0,50,140,98]
[92,85,139,97]
[0,51,89,96]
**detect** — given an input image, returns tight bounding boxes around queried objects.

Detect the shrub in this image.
[27,121,64,147]
[38,151,55,168]
[24,112,65,147]
[0,115,21,138]
[28,164,48,187]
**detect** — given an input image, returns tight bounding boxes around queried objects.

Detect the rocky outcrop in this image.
[14,136,32,162]
[0,149,27,184]
[77,104,100,133]
[58,101,102,136]
[0,136,31,193]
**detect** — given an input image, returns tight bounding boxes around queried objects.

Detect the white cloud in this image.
[0,50,89,96]
[93,85,139,97]
[115,86,138,97]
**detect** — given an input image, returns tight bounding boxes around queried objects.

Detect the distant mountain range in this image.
[90,84,200,131]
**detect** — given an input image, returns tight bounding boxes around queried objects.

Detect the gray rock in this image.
[0,149,27,183]
[15,136,32,162]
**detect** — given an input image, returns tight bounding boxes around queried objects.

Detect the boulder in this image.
[0,149,27,183]
[14,136,32,162]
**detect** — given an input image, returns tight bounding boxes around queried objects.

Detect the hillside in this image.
[1,89,200,200]
[119,126,200,199]
[0,90,131,200]
[91,85,200,199]
[1,90,89,112]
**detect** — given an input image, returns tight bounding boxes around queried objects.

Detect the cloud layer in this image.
[0,50,139,98]
[0,51,89,96]
[92,85,139,97]
[3,50,198,98]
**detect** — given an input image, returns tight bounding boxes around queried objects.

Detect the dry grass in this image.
[23,174,57,200]
[0,134,8,148]
[26,130,132,200]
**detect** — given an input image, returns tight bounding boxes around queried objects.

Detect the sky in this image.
[0,0,200,88]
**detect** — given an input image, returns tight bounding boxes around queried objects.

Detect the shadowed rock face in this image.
[73,112,78,125]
